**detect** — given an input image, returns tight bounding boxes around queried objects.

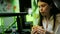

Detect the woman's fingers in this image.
[31,30,37,34]
[41,30,46,34]
[32,26,43,30]
[31,26,38,34]
[31,26,45,34]
[37,28,46,34]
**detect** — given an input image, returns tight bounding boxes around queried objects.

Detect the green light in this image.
[13,0,20,13]
[26,15,33,22]
[31,0,40,26]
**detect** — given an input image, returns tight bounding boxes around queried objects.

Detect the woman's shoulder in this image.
[56,13,60,22]
[53,14,60,33]
[56,13,60,17]
[54,14,60,34]
[56,13,60,21]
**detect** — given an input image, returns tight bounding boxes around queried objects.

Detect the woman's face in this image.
[38,1,51,16]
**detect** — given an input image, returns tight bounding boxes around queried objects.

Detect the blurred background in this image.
[0,0,60,34]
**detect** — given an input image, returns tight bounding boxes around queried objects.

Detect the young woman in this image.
[31,0,60,34]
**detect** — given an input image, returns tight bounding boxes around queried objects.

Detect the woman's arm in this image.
[46,30,54,34]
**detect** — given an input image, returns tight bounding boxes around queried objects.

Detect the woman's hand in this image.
[31,25,54,34]
[46,31,54,34]
[31,25,46,34]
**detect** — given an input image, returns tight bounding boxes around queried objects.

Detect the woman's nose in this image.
[40,8,44,12]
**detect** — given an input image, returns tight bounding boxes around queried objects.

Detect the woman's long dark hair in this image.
[38,0,60,31]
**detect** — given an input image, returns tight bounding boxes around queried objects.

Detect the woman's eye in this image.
[38,5,46,8]
[41,5,45,7]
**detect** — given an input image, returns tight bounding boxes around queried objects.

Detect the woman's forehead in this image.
[38,1,48,6]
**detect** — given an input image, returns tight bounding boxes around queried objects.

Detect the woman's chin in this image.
[41,14,46,16]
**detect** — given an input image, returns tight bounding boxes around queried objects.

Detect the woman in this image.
[31,0,60,34]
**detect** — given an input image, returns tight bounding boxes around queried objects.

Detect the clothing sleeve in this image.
[54,14,60,34]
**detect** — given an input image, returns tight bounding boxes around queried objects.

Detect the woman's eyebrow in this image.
[39,4,46,7]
